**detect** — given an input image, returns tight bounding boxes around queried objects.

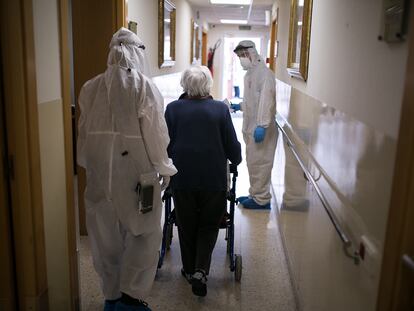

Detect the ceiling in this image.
[186,0,274,26]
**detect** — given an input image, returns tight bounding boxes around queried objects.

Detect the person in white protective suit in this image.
[230,40,278,209]
[77,28,177,311]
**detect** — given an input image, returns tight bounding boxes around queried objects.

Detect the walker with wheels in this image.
[157,163,242,282]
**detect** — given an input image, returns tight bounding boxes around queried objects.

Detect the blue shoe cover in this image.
[114,301,152,311]
[104,299,120,311]
[242,198,271,210]
[237,196,250,203]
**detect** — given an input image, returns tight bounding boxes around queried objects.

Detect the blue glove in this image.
[230,103,241,112]
[254,126,266,143]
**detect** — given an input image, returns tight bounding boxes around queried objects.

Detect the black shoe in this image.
[191,270,207,297]
[219,212,230,229]
[118,293,151,310]
[181,268,192,284]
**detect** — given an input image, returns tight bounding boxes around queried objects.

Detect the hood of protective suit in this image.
[107,27,150,75]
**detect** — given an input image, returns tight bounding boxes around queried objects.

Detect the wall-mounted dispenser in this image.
[378,0,410,42]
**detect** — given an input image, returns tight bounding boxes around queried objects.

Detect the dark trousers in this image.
[172,190,227,275]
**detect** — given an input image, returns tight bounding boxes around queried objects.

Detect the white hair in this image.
[180,66,213,97]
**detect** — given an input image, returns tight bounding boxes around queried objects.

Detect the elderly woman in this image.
[165,66,242,297]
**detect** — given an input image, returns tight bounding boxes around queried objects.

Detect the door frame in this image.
[58,0,80,309]
[377,4,414,310]
[0,0,49,309]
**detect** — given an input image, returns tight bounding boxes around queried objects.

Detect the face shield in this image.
[235,49,250,58]
[234,40,262,69]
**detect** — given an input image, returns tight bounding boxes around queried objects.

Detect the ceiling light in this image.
[298,0,304,6]
[210,0,252,5]
[220,19,248,24]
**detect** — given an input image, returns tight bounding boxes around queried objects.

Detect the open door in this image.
[72,0,127,235]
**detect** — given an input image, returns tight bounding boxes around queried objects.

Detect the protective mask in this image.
[239,57,252,70]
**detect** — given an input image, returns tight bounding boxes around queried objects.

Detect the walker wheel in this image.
[235,254,242,282]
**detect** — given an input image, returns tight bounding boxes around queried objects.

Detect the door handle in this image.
[402,254,414,272]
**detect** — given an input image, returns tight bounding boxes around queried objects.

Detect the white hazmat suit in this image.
[235,41,278,206]
[77,28,177,300]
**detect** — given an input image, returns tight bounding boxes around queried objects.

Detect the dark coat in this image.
[165,94,242,191]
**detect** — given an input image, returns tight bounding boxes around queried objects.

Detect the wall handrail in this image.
[276,118,360,265]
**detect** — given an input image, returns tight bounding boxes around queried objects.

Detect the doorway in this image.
[268,9,279,72]
[70,0,127,309]
[202,31,208,66]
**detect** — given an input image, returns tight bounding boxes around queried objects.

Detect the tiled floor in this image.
[79,115,296,311]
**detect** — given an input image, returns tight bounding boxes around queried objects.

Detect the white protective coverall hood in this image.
[77,28,177,299]
[235,41,278,205]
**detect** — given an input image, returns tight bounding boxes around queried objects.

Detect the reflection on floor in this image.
[80,115,296,311]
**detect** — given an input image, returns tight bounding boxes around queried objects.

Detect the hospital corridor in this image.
[79,115,296,310]
[1,0,413,311]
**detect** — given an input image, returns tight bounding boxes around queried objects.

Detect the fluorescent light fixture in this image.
[298,0,304,6]
[220,19,248,24]
[297,21,303,26]
[164,18,170,23]
[210,0,251,4]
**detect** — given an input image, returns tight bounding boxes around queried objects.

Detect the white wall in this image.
[206,24,270,99]
[33,0,62,103]
[271,1,410,309]
[128,0,193,77]
[33,0,71,309]
[274,0,408,139]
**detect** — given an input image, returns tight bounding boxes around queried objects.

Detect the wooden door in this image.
[377,5,414,310]
[72,0,127,235]
[269,8,278,72]
[202,31,208,66]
